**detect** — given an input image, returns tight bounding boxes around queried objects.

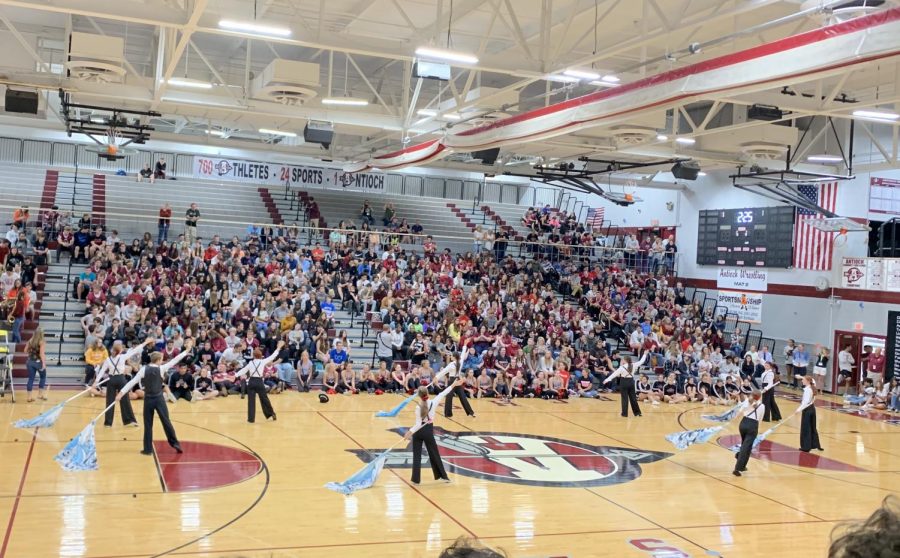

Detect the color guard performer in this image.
[404,366,465,485]
[93,338,155,427]
[798,375,824,453]
[117,340,193,455]
[733,391,765,477]
[234,342,285,423]
[761,361,782,422]
[443,346,475,419]
[603,351,647,417]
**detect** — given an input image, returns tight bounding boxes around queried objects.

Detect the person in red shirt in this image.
[158,203,172,244]
[866,347,886,383]
[311,244,325,262]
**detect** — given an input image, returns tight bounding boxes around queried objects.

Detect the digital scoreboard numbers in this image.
[697,206,795,268]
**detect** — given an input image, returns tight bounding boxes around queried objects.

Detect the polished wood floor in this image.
[1,389,898,558]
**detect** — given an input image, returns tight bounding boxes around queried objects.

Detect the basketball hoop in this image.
[86,126,138,160]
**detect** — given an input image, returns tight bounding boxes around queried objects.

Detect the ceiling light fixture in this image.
[601,75,620,83]
[167,77,213,89]
[206,130,226,137]
[218,20,291,37]
[417,109,438,117]
[675,137,696,145]
[546,74,580,83]
[563,69,600,80]
[259,128,297,137]
[321,97,369,106]
[807,154,843,163]
[656,134,669,141]
[414,47,478,65]
[852,109,900,120]
[589,80,619,88]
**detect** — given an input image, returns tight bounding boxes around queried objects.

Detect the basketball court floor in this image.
[1,389,897,558]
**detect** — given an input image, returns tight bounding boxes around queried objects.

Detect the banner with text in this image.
[716,268,768,292]
[840,257,900,291]
[717,290,764,323]
[192,156,385,191]
[841,257,868,289]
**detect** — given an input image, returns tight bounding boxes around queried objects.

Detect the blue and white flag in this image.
[701,401,747,423]
[375,394,417,418]
[54,421,99,472]
[14,403,64,429]
[665,426,723,451]
[325,448,393,495]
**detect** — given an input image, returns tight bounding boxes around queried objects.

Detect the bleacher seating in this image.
[271,188,476,254]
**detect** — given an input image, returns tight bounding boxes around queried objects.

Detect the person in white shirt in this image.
[837,345,855,396]
[733,391,765,477]
[798,376,824,453]
[760,362,782,422]
[603,351,648,417]
[117,342,193,455]
[94,338,155,427]
[234,342,285,423]
[403,368,465,485]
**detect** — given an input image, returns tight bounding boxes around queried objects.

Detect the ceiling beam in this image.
[152,0,209,108]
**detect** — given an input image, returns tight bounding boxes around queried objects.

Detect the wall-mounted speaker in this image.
[5,89,39,114]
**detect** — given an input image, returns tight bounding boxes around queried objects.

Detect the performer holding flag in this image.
[404,364,465,485]
[234,341,285,423]
[733,391,765,477]
[761,361,782,422]
[443,344,475,419]
[117,339,194,455]
[603,350,647,417]
[798,375,824,453]
[94,338,155,428]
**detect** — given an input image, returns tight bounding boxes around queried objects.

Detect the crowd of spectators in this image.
[521,205,677,273]
[57,193,796,409]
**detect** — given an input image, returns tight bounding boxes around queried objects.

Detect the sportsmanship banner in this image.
[192,156,385,191]
[716,290,763,323]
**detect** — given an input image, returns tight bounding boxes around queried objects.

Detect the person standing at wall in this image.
[24,328,47,402]
[158,203,171,244]
[184,203,200,246]
[792,344,810,389]
[866,347,886,384]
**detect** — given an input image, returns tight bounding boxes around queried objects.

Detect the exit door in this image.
[831,331,887,393]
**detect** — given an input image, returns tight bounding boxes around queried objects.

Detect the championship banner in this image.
[192,156,385,191]
[716,268,768,292]
[716,290,763,323]
[866,259,885,291]
[887,260,900,292]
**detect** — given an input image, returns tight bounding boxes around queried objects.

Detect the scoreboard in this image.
[696,206,795,268]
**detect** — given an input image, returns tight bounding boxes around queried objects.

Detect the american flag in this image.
[586,207,605,229]
[793,182,838,271]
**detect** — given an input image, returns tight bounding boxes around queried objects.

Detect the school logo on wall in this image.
[350,428,671,487]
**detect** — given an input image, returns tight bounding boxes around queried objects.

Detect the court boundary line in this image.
[0,428,37,558]
[316,410,477,538]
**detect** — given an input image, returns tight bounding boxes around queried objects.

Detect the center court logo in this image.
[350,428,671,487]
